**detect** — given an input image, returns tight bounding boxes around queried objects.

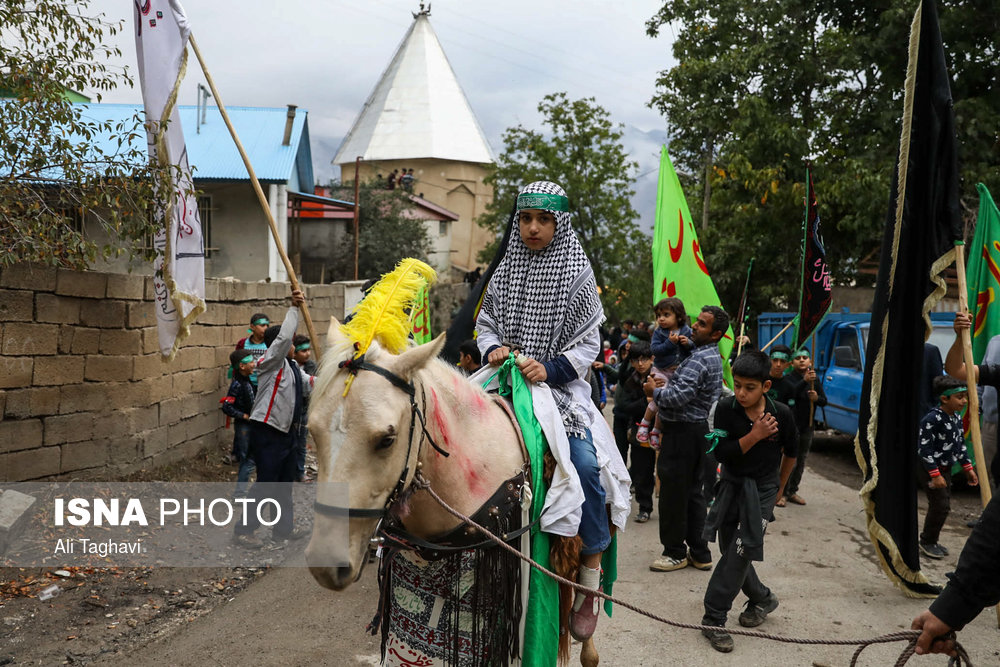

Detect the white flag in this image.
[134,0,206,360]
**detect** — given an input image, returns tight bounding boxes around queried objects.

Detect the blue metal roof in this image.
[67,103,313,185]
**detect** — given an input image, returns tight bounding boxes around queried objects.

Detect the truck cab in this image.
[757,311,957,437]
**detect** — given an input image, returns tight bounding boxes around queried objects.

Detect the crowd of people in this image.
[215,175,998,656]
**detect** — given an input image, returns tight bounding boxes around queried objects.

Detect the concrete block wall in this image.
[0,264,337,481]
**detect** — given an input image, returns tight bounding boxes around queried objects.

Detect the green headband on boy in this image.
[939,386,967,398]
[239,354,254,365]
[628,333,641,344]
[770,351,790,361]
[295,342,311,352]
[792,350,810,359]
[251,317,269,326]
[516,192,569,212]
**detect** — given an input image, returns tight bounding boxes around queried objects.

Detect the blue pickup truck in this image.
[757,310,957,436]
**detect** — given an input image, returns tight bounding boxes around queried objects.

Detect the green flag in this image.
[652,146,733,383]
[966,183,1000,363]
[409,281,432,344]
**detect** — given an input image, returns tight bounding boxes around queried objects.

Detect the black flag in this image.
[792,168,832,351]
[855,0,962,598]
[440,202,517,364]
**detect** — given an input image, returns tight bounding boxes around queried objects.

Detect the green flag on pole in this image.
[409,281,432,344]
[652,146,734,384]
[966,183,1000,363]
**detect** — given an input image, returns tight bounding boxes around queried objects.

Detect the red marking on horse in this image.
[429,388,454,458]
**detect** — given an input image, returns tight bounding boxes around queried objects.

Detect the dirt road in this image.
[82,433,998,666]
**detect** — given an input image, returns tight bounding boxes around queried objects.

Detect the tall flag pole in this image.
[792,166,832,352]
[735,258,754,357]
[652,146,733,383]
[440,201,517,364]
[854,0,962,598]
[134,0,205,360]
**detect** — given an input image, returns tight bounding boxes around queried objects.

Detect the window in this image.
[439,220,448,237]
[198,195,213,258]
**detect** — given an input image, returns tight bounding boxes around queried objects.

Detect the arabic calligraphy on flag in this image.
[134,0,205,360]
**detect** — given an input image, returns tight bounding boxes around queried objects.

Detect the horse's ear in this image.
[326,316,347,349]
[393,333,447,381]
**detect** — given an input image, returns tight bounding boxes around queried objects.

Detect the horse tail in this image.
[549,534,582,664]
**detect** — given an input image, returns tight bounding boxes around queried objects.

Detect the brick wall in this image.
[0,264,337,481]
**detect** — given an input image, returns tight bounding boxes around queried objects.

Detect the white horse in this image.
[305,321,602,666]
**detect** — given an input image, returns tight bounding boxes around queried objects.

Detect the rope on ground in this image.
[413,473,973,667]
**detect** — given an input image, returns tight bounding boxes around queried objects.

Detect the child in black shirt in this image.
[776,348,828,507]
[221,349,256,496]
[700,350,798,653]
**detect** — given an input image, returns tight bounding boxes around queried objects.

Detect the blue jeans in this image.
[233,421,256,496]
[568,429,611,556]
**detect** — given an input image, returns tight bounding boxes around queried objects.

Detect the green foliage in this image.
[648,0,1000,320]
[1,0,167,269]
[327,180,431,282]
[477,93,647,322]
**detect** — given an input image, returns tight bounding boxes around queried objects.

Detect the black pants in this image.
[784,429,813,497]
[235,422,298,538]
[702,482,777,626]
[919,466,953,545]
[657,420,711,562]
[613,415,656,514]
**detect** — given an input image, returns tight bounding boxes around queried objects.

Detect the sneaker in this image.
[650,555,688,572]
[701,626,734,653]
[635,511,650,523]
[231,533,262,549]
[636,424,650,443]
[569,591,600,641]
[687,552,712,571]
[920,542,947,560]
[738,592,779,627]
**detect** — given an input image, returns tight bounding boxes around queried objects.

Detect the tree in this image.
[1,0,165,269]
[327,180,431,282]
[477,93,648,322]
[647,0,1000,320]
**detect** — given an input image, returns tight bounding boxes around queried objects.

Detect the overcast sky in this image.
[89,0,676,224]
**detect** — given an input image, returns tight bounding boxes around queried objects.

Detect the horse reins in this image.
[312,354,451,521]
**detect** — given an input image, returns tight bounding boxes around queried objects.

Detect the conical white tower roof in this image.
[333,12,494,165]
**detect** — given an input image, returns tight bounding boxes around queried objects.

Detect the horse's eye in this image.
[375,434,396,451]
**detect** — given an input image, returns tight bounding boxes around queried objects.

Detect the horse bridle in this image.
[312,353,450,520]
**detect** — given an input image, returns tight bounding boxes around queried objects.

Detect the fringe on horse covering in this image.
[370,514,523,666]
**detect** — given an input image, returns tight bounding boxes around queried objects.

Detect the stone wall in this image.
[0,264,337,482]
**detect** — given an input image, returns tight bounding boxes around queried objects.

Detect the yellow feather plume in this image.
[340,258,437,393]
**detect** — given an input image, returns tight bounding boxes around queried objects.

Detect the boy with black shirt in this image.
[777,348,827,507]
[607,340,657,522]
[766,344,794,403]
[700,350,798,653]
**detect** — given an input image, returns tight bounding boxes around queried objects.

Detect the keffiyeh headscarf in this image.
[478,181,604,435]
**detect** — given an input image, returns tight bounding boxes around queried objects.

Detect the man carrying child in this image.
[637,297,694,448]
[700,350,798,652]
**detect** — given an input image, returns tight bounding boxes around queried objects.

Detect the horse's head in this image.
[305,317,446,590]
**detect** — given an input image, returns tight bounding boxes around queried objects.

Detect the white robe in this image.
[472,328,632,536]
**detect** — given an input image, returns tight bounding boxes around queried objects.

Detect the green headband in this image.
[295,342,311,351]
[239,355,254,365]
[628,333,641,344]
[792,350,810,359]
[770,351,790,361]
[940,386,967,398]
[516,192,568,212]
[251,318,269,326]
